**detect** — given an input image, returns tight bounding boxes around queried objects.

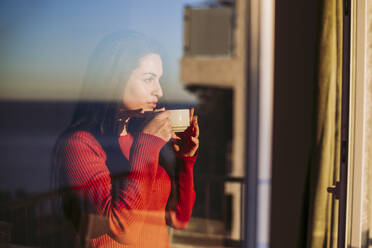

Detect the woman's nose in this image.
[153,80,163,98]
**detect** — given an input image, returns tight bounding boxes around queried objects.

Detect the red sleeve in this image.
[61,131,166,244]
[166,154,197,229]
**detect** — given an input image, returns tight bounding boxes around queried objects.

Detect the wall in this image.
[270,0,321,247]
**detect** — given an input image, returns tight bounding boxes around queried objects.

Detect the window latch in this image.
[327,181,340,200]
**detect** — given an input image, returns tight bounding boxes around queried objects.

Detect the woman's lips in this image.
[148,102,157,108]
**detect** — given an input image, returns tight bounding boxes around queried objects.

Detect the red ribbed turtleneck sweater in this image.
[60,131,196,248]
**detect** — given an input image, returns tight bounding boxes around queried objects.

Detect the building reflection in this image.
[0,1,249,247]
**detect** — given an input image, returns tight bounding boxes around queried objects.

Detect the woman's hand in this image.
[172,108,199,157]
[142,110,173,142]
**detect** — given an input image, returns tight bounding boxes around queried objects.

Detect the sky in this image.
[0,0,204,102]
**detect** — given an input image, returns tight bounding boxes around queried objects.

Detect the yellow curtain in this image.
[366,0,372,245]
[304,0,343,247]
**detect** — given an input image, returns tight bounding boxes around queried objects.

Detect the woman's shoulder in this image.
[65,130,98,143]
[61,130,106,159]
[68,130,96,140]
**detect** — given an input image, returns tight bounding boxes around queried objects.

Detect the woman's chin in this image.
[143,105,157,111]
[142,108,154,112]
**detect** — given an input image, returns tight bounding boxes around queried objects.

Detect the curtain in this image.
[302,0,343,247]
[366,0,372,245]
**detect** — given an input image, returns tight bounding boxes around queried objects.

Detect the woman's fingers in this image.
[193,116,199,137]
[189,108,194,123]
[172,132,181,140]
[142,111,172,141]
[154,107,165,112]
[119,107,166,118]
[171,132,177,140]
[125,108,165,119]
[172,142,180,152]
[170,109,199,156]
[191,136,199,145]
[155,110,170,120]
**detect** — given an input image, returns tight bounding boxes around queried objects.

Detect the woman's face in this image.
[122,53,163,111]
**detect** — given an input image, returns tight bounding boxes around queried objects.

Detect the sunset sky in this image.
[0,0,203,102]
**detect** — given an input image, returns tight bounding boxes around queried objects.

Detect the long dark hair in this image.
[50,31,167,231]
[66,31,165,137]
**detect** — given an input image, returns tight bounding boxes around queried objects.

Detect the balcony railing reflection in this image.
[172,175,244,248]
[0,173,244,248]
[0,185,76,247]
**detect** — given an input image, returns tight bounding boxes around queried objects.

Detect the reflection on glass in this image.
[50,32,200,247]
[0,1,246,248]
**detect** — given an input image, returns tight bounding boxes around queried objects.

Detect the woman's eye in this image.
[144,77,154,83]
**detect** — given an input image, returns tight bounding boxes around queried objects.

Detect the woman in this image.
[52,31,199,247]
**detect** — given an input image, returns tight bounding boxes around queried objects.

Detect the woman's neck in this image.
[119,117,130,136]
[120,128,127,136]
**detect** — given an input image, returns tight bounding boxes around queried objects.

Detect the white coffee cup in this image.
[168,109,190,132]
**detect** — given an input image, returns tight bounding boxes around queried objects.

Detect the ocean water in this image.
[0,100,196,197]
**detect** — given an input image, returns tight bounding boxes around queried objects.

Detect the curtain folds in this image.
[365,0,372,245]
[303,0,343,247]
